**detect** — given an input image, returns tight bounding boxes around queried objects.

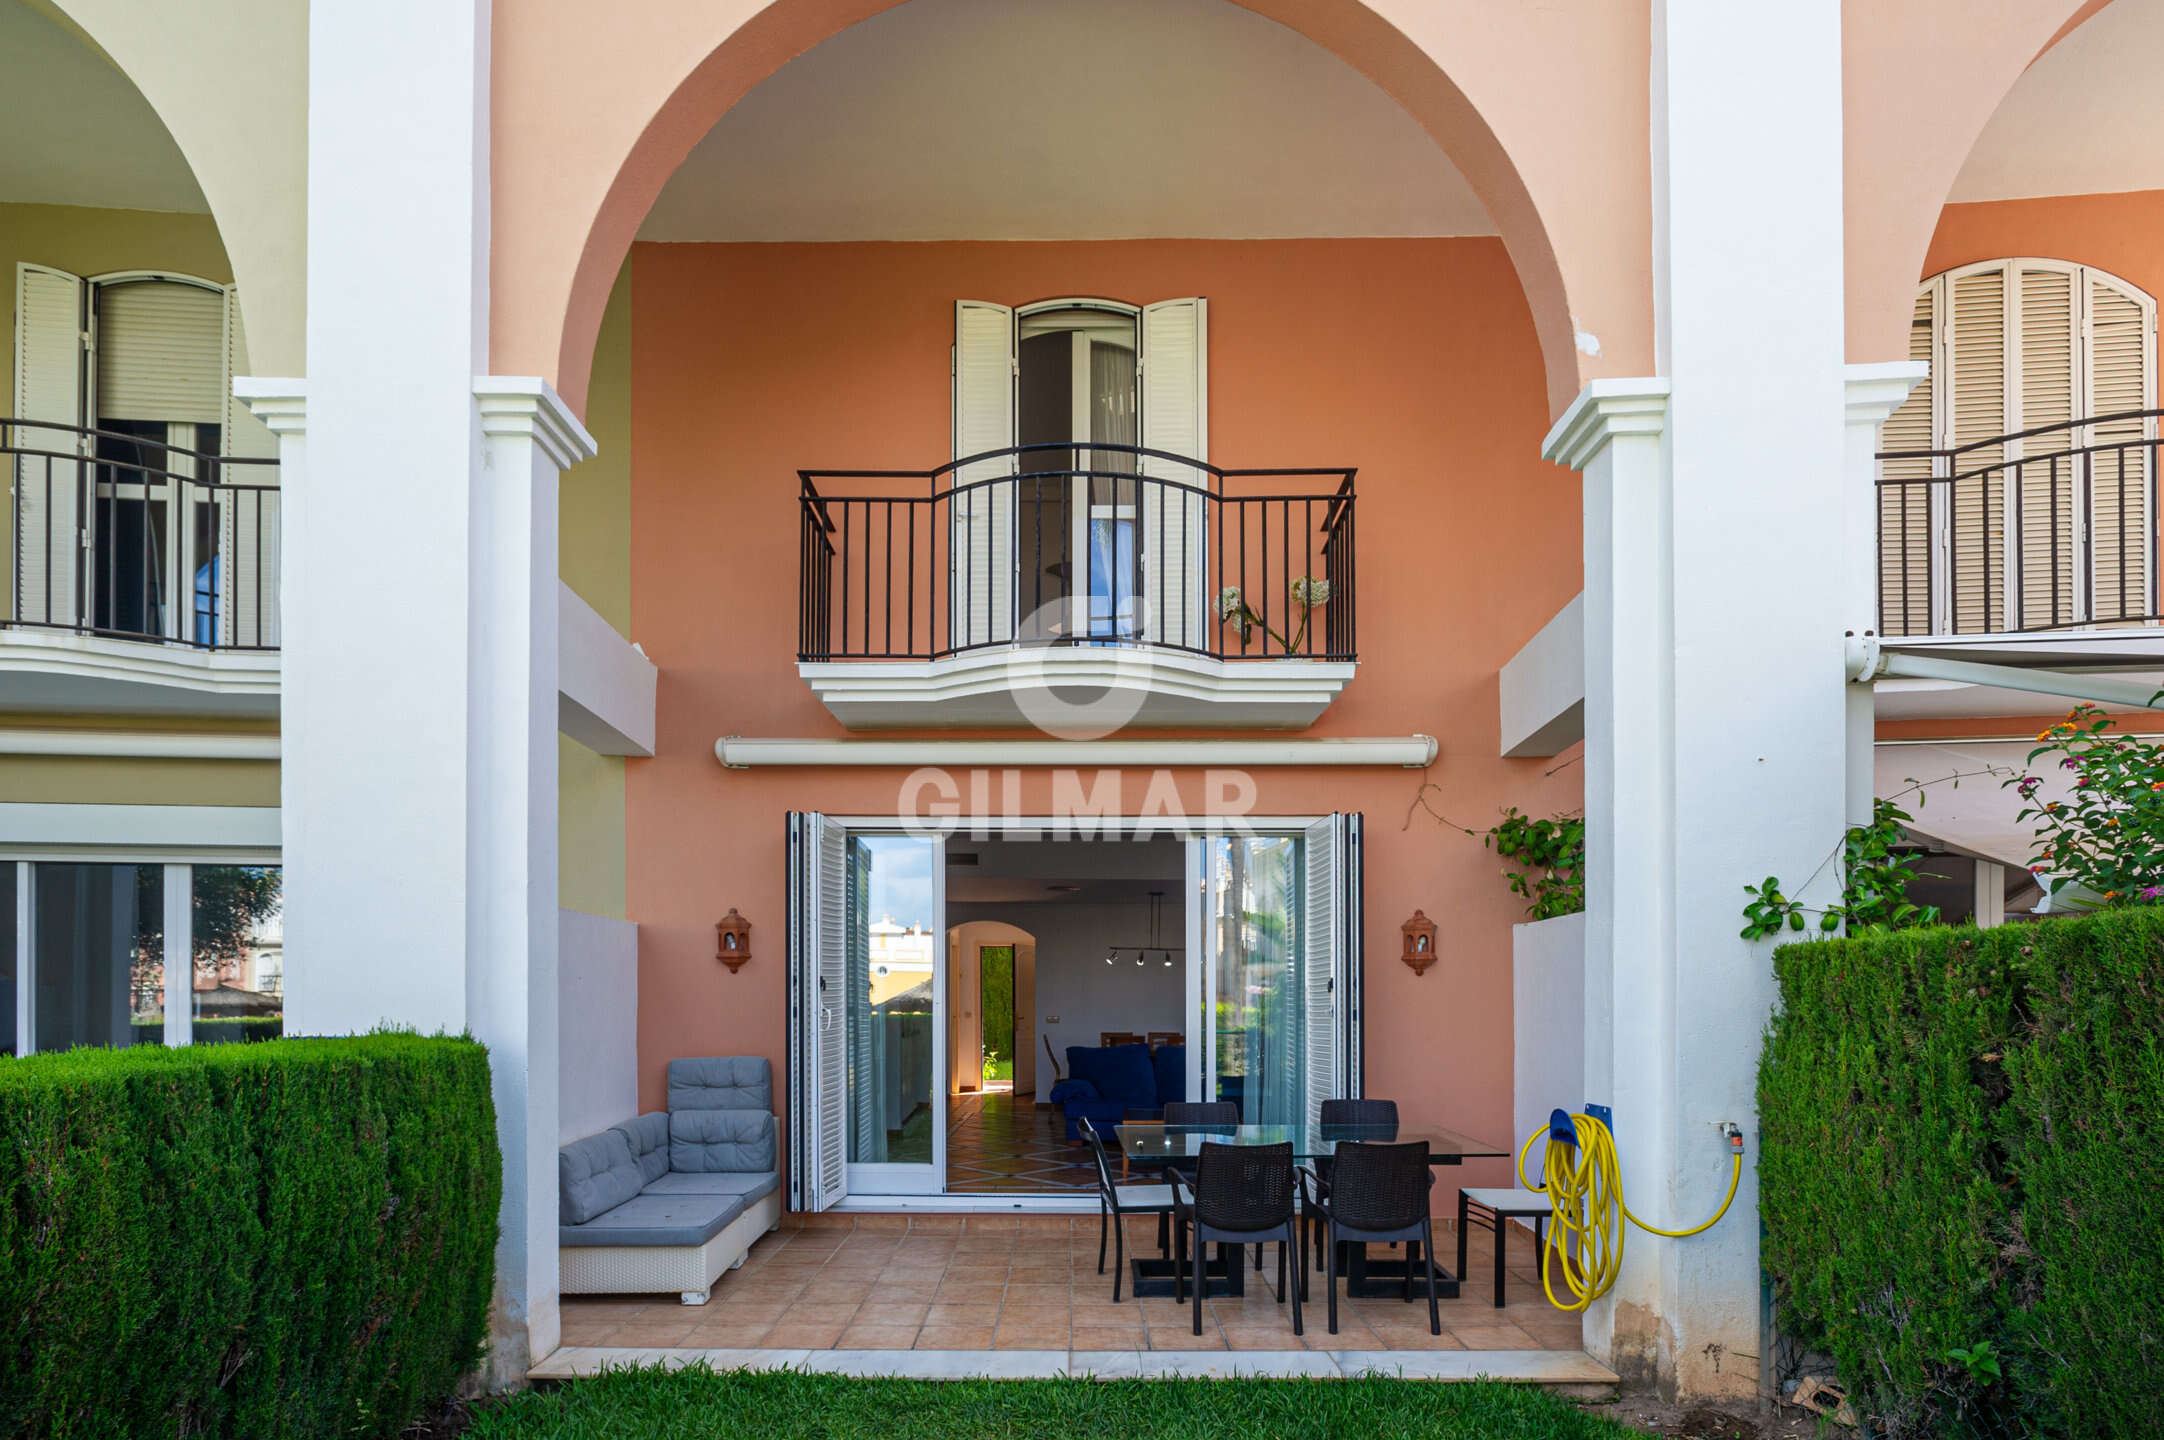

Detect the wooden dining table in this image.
[1116,1121,1512,1300]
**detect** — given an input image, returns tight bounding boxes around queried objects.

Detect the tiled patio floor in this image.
[560,1214,1585,1354]
[945,1092,1095,1192]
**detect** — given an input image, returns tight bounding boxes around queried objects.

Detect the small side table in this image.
[1458,1187,1551,1308]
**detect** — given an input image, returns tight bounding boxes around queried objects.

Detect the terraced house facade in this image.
[4,0,2159,1401]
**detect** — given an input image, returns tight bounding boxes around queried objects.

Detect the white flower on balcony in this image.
[1216,586,1252,638]
[1290,576,1333,610]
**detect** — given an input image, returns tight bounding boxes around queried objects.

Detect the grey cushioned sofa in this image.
[558,1056,784,1305]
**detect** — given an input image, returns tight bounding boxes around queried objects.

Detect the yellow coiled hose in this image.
[1514,1112,1743,1312]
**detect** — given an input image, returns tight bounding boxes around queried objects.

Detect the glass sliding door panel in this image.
[1204,835,1304,1125]
[189,866,284,1044]
[32,863,164,1052]
[1,865,16,1056]
[846,835,940,1173]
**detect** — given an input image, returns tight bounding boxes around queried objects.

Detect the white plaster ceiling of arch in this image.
[640,0,1494,242]
[1951,0,2164,203]
[0,0,207,213]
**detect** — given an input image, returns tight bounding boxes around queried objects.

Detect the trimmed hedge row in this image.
[1760,910,2164,1438]
[0,1034,500,1439]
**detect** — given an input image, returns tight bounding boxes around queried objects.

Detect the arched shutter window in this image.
[951,300,1015,650]
[1139,297,1207,648]
[94,278,224,425]
[1887,259,2155,634]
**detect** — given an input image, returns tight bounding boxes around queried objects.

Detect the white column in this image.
[1973,860,2006,928]
[1546,0,1851,1403]
[1544,382,1672,1375]
[1843,365,1929,828]
[276,0,591,1386]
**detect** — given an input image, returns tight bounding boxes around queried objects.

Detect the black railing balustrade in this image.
[5,418,280,651]
[1877,408,2162,637]
[799,443,1355,664]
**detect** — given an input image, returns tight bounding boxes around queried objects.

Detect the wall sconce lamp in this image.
[716,909,752,974]
[1401,910,1438,977]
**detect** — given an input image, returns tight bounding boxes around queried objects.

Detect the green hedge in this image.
[1760,910,2164,1438]
[0,1034,500,1439]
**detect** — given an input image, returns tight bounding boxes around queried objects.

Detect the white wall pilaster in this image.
[1843,364,1929,827]
[1543,380,1672,1375]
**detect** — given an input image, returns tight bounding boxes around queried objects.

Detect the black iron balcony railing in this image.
[799,443,1355,663]
[5,418,279,651]
[1877,408,2160,637]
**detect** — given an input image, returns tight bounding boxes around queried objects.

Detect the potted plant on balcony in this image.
[1216,577,1332,655]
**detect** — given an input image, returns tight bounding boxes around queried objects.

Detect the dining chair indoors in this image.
[1172,1140,1302,1337]
[1079,1117,1177,1302]
[1312,1140,1441,1335]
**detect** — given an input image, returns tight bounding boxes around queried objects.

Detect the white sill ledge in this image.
[798,647,1355,730]
[0,629,280,718]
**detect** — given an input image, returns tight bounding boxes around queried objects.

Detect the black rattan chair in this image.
[1313,1140,1440,1335]
[1303,1098,1402,1274]
[1162,1102,1252,1268]
[1079,1118,1177,1302]
[1171,1141,1302,1337]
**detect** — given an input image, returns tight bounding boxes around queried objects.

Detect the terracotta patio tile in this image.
[837,1322,924,1349]
[1374,1325,1465,1350]
[561,1298,655,1322]
[903,1214,965,1232]
[1446,1321,1541,1350]
[925,1301,1002,1327]
[685,1318,777,1348]
[1146,1326,1226,1350]
[934,1281,1006,1305]
[608,1315,703,1346]
[914,1324,995,1350]
[1002,1283,1069,1310]
[762,1320,849,1348]
[1303,1321,1385,1351]
[1222,1325,1308,1350]
[776,1301,866,1329]
[869,1271,944,1298]
[702,1295,792,1324]
[853,1299,931,1325]
[558,1319,620,1347]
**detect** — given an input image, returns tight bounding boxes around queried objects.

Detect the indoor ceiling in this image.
[944,835,1184,906]
[0,1,206,213]
[1952,0,2164,203]
[639,0,1492,243]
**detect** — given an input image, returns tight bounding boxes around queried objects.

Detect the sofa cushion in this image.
[642,1169,780,1207]
[668,1056,772,1113]
[559,1130,643,1226]
[1066,1044,1156,1108]
[670,1108,777,1173]
[1152,1044,1187,1106]
[559,1190,747,1249]
[612,1112,671,1186]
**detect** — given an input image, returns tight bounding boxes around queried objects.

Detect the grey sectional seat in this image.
[558,1056,784,1304]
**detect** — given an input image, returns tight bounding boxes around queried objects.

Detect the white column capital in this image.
[474,376,598,472]
[1541,378,1671,471]
[1844,361,1929,428]
[232,378,308,436]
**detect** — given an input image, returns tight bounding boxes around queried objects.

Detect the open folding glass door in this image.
[1191,816,1361,1128]
[789,814,946,1211]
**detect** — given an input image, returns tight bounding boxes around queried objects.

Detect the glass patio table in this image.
[1115,1122,1512,1299]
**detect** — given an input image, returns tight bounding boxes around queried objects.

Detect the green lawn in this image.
[468,1367,1642,1440]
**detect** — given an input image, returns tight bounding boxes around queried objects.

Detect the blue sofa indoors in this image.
[558,1056,785,1306]
[1049,1042,1185,1140]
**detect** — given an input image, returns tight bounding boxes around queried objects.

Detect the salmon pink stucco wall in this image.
[1924,188,2164,325]
[623,237,1581,1207]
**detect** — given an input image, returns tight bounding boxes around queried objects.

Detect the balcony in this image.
[3,419,279,716]
[1877,409,2160,640]
[797,444,1356,729]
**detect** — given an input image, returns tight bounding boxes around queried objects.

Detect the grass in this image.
[468,1367,1643,1440]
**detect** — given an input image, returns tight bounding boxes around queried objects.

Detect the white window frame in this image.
[8,852,281,1056]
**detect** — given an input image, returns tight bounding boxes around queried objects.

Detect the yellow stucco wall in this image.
[0,714,278,806]
[558,266,633,919]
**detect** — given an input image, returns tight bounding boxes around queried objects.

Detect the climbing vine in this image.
[2010,703,2164,905]
[1484,809,1585,920]
[1740,797,1942,940]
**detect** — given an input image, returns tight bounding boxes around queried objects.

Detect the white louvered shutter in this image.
[1878,288,1937,636]
[790,814,851,1210]
[221,288,280,647]
[2013,263,2079,629]
[1945,265,2010,633]
[1140,298,1208,649]
[95,279,224,425]
[2083,270,2154,623]
[952,301,1015,650]
[1301,814,1344,1134]
[12,264,88,627]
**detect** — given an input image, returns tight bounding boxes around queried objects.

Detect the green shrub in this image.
[0,1033,500,1439]
[1760,910,2164,1438]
